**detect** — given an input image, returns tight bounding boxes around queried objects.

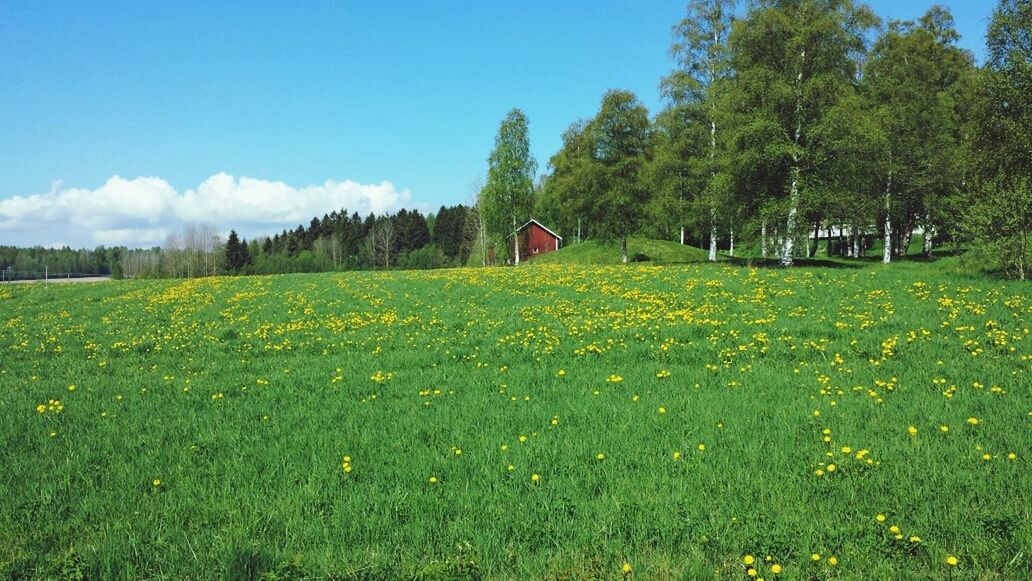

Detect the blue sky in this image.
[0,1,995,248]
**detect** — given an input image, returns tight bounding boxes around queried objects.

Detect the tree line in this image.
[480,0,1031,278]
[114,204,483,279]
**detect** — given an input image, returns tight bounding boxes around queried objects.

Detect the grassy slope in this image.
[0,261,1029,578]
[529,237,710,265]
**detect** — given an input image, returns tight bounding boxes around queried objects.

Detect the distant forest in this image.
[0,204,483,280]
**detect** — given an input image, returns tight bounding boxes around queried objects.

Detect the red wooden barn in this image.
[509,219,562,262]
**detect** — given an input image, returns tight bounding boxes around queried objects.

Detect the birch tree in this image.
[967,0,1032,278]
[866,8,972,263]
[481,109,536,265]
[589,90,652,263]
[665,0,735,261]
[728,0,877,266]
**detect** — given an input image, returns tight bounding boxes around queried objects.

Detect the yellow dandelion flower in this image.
[945,555,958,566]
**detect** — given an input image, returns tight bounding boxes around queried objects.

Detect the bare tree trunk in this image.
[729,225,734,257]
[621,233,628,264]
[680,225,685,245]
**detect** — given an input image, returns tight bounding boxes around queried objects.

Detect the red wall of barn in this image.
[509,223,560,261]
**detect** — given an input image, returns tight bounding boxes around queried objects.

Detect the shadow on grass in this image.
[723,256,865,269]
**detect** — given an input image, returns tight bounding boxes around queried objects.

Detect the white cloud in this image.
[0,173,416,248]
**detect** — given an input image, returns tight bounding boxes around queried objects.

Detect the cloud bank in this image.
[0,174,415,248]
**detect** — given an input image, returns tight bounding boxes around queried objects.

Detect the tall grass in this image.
[1,262,1028,578]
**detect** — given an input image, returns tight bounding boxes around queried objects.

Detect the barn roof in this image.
[515,218,563,240]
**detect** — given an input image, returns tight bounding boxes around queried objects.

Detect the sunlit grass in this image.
[1,262,1029,577]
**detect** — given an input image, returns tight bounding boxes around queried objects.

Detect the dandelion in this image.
[152,479,162,487]
[697,443,705,452]
[945,555,958,566]
[428,476,438,484]
[621,562,632,574]
[811,553,821,562]
[743,555,755,565]
[770,563,782,574]
[876,514,886,523]
[1007,452,1017,460]
[596,453,605,461]
[531,473,541,483]
[907,425,918,436]
[672,451,681,461]
[828,556,838,566]
[658,406,666,414]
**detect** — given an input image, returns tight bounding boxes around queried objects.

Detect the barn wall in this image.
[509,223,560,262]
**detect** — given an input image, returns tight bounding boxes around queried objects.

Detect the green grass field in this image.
[529,237,710,265]
[2,262,1029,578]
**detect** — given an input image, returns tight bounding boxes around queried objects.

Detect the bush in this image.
[630,253,651,262]
[398,245,449,270]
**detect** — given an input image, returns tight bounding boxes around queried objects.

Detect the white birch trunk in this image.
[782,164,799,267]
[621,234,628,264]
[782,50,805,267]
[709,209,718,262]
[761,221,768,259]
[708,117,718,263]
[923,225,933,256]
[680,226,685,245]
[883,171,892,264]
[513,216,520,265]
[729,226,734,257]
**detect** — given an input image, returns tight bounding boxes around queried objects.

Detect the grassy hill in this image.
[528,237,710,265]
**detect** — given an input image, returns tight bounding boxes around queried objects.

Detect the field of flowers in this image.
[2,263,1030,578]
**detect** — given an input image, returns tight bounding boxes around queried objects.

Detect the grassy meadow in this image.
[1,261,1030,578]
